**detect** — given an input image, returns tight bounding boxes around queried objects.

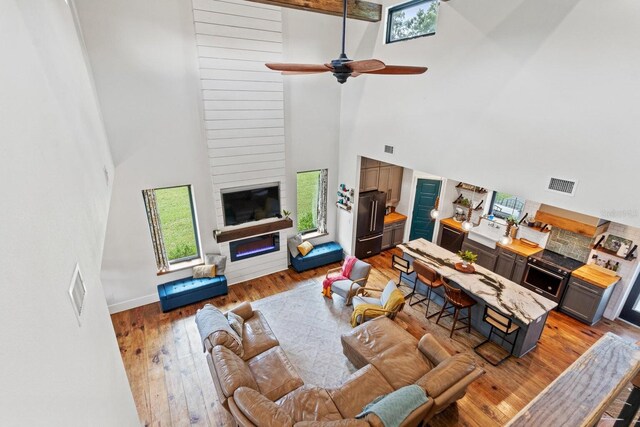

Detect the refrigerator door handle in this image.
[369,201,374,231]
[374,201,378,230]
[359,234,383,242]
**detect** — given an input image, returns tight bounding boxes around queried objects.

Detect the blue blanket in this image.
[356,384,428,427]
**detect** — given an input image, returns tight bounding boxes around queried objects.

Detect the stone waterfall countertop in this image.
[399,239,557,325]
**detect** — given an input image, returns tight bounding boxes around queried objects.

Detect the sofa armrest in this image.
[295,420,370,426]
[228,302,254,321]
[416,353,480,398]
[233,387,293,427]
[418,334,451,366]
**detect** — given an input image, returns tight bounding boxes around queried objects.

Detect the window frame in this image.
[146,184,202,269]
[296,169,327,236]
[489,191,526,221]
[385,0,438,44]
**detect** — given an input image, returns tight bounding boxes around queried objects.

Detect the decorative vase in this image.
[462,260,469,268]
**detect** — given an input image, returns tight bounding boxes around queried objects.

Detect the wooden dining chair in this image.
[412,259,445,317]
[435,279,477,338]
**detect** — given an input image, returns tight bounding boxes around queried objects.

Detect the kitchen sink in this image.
[466,218,507,250]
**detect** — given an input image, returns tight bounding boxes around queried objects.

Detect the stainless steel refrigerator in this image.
[355,191,387,259]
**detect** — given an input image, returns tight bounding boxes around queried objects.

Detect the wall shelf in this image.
[590,244,637,261]
[214,218,293,243]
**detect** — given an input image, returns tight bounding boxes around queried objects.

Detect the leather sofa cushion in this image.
[248,346,304,401]
[211,345,258,397]
[368,341,433,390]
[233,387,294,427]
[328,365,394,419]
[229,301,254,321]
[277,385,342,422]
[242,310,280,360]
[416,352,477,398]
[341,317,417,369]
[417,333,451,366]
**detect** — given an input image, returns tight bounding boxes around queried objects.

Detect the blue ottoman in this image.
[290,241,344,273]
[157,275,228,312]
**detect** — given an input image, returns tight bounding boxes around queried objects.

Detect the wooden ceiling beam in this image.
[245,0,382,22]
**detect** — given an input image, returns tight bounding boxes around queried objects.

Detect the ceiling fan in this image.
[265,0,428,84]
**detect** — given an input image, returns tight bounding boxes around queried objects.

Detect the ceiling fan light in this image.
[430,208,440,219]
[461,220,473,232]
[499,235,513,245]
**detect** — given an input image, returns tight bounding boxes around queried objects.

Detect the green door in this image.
[409,179,442,241]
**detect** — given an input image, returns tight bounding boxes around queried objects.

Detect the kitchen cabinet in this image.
[360,168,379,192]
[359,158,403,204]
[438,225,465,254]
[495,249,516,279]
[461,237,498,271]
[560,277,615,325]
[512,255,527,284]
[382,220,406,250]
[494,248,528,284]
[362,158,381,169]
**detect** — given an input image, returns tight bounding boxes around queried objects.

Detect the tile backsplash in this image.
[546,228,594,263]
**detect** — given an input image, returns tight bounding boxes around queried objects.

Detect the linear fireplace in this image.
[229,233,280,262]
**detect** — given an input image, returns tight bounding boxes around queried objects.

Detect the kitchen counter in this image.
[440,217,464,232]
[399,238,557,357]
[384,212,407,225]
[572,265,621,288]
[497,238,543,257]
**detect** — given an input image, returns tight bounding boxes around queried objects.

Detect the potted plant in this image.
[282,209,291,220]
[457,250,478,268]
[506,216,518,237]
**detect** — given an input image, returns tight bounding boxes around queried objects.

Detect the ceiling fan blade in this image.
[361,65,428,75]
[345,59,386,73]
[265,63,332,73]
[282,71,328,75]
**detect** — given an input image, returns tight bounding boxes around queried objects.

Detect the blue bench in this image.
[157,275,228,312]
[290,241,343,273]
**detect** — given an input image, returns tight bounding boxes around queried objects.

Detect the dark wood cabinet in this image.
[494,248,528,284]
[438,225,465,254]
[495,249,516,279]
[461,238,498,271]
[382,220,406,250]
[560,277,615,325]
[512,255,527,284]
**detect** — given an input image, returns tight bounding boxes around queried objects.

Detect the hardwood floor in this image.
[111,248,640,426]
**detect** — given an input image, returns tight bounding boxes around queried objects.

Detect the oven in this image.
[522,261,570,303]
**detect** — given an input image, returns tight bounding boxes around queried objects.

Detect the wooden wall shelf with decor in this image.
[214,218,293,243]
[455,182,487,194]
[590,244,637,261]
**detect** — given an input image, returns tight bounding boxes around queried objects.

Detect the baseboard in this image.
[108,293,159,314]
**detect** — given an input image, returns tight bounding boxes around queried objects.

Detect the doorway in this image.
[409,179,441,242]
[620,274,640,326]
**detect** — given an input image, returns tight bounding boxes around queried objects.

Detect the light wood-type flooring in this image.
[111,248,640,426]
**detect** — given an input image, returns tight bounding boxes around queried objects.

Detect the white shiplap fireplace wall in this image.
[192,0,289,284]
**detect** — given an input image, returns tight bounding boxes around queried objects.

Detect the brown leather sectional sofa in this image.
[201,302,483,426]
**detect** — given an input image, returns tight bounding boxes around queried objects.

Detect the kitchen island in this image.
[399,238,557,357]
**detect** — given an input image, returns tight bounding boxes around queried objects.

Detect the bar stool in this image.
[412,259,445,317]
[474,306,520,366]
[435,280,477,338]
[391,255,416,298]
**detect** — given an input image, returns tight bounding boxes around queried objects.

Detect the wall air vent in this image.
[547,177,577,196]
[69,264,87,325]
[384,145,394,154]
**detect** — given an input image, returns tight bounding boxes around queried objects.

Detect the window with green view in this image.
[490,192,525,221]
[386,0,439,44]
[155,185,200,263]
[297,170,321,233]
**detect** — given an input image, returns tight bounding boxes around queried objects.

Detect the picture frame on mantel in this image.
[603,234,633,257]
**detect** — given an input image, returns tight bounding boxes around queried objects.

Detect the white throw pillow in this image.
[288,234,303,257]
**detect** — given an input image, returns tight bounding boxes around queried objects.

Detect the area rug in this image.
[251,282,358,388]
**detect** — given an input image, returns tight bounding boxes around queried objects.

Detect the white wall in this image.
[77,1,343,311]
[0,0,137,424]
[283,9,342,244]
[338,0,640,229]
[75,0,219,312]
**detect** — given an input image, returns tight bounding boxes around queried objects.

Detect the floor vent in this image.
[69,264,87,325]
[547,177,577,196]
[384,145,394,154]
